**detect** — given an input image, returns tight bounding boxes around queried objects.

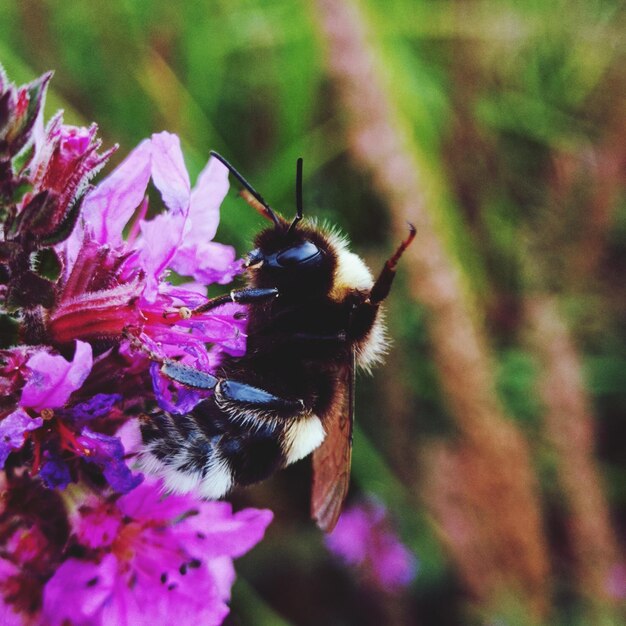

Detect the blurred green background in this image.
[1,0,624,624]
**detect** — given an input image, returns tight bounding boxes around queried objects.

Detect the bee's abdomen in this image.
[139,392,325,498]
[140,406,232,498]
[139,398,281,497]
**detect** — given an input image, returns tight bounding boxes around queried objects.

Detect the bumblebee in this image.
[140,153,414,531]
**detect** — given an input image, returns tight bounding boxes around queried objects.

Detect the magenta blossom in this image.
[42,479,273,626]
[20,340,93,412]
[0,410,43,469]
[23,114,114,233]
[1,67,270,626]
[1,341,141,493]
[325,499,418,593]
[0,341,94,473]
[49,131,246,366]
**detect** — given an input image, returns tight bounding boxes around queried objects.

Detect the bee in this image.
[139,153,414,531]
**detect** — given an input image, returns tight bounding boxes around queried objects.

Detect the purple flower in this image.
[1,341,139,492]
[41,479,273,626]
[20,341,93,411]
[0,68,51,158]
[61,393,123,426]
[325,499,418,593]
[39,452,72,489]
[49,132,246,366]
[76,428,143,493]
[1,70,113,251]
[0,409,43,468]
[24,116,114,230]
[1,69,270,626]
[38,422,140,494]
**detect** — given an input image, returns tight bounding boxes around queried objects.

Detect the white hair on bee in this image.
[320,222,389,372]
[140,445,235,500]
[355,308,388,373]
[283,414,326,465]
[197,453,234,499]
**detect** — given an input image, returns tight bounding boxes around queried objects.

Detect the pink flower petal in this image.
[138,210,187,301]
[150,132,190,216]
[0,409,43,468]
[116,477,202,522]
[82,138,152,246]
[21,341,93,410]
[180,504,274,559]
[171,241,241,285]
[205,556,236,601]
[42,554,118,625]
[74,504,123,549]
[116,419,142,456]
[169,156,237,284]
[40,479,270,625]
[188,156,229,242]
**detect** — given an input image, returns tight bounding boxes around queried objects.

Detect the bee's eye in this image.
[249,240,324,270]
[275,241,322,267]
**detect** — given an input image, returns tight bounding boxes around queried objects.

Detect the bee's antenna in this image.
[369,223,416,305]
[210,151,281,227]
[288,157,304,234]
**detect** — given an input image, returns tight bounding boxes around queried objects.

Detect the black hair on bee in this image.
[139,153,415,532]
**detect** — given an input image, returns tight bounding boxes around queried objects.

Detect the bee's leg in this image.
[158,361,305,417]
[157,357,308,423]
[213,383,325,473]
[167,286,279,318]
[216,379,305,415]
[160,360,218,389]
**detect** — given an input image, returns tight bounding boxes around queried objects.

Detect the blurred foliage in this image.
[1,0,625,624]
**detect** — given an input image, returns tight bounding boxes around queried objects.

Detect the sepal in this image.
[0,70,51,159]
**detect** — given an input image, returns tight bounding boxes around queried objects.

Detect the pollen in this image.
[178,307,192,319]
[40,408,54,421]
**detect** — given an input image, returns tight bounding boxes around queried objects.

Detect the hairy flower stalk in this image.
[313,0,549,617]
[0,67,271,625]
[525,295,620,606]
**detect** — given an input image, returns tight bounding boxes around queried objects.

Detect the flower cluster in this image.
[0,67,271,624]
[325,499,417,593]
[41,480,271,626]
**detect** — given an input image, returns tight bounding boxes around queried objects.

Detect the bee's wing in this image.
[311,350,355,533]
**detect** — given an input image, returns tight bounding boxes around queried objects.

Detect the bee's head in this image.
[229,155,335,298]
[246,222,338,298]
[210,152,378,302]
[245,156,375,302]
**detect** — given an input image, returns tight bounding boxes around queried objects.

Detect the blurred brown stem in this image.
[525,295,621,606]
[313,0,549,618]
